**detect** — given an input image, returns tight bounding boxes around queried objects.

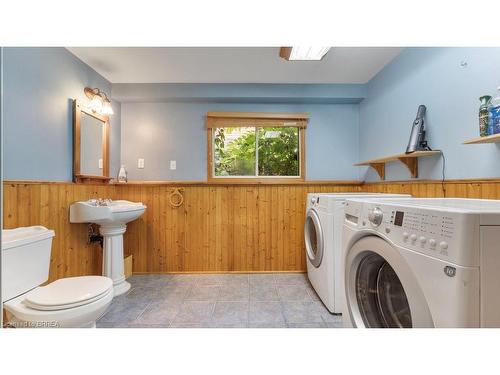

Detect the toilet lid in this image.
[24,276,113,311]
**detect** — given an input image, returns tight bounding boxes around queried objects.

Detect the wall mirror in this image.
[73,100,111,184]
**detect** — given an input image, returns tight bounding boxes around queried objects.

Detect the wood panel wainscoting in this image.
[3,179,500,281]
[2,181,361,281]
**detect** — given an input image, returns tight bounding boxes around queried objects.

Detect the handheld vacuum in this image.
[406,105,428,153]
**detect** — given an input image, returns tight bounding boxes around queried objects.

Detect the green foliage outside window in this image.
[214,127,299,177]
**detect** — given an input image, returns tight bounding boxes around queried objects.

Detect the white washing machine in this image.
[342,198,500,328]
[304,193,410,314]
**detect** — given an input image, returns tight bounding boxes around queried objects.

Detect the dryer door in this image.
[344,236,433,328]
[304,209,324,268]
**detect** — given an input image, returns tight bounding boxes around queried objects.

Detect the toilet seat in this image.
[24,276,113,311]
[3,279,114,328]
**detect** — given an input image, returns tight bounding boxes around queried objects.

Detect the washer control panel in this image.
[392,209,452,255]
[344,200,480,267]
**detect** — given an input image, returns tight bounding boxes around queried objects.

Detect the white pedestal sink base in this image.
[100,225,131,296]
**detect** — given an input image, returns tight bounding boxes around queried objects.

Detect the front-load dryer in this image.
[304,193,410,314]
[342,198,500,328]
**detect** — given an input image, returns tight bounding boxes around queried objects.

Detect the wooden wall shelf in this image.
[354,150,441,180]
[74,174,112,184]
[463,133,500,144]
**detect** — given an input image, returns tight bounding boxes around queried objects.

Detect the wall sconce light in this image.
[84,87,114,115]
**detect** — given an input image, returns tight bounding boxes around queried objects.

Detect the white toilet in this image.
[2,226,114,328]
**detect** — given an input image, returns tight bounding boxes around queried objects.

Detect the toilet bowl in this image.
[2,226,113,328]
[4,276,113,328]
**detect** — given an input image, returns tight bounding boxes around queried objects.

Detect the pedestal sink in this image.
[69,199,146,296]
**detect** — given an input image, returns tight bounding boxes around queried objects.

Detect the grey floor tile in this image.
[287,322,326,328]
[218,274,249,286]
[250,285,280,301]
[125,323,170,328]
[218,284,249,301]
[213,301,249,324]
[312,301,343,323]
[168,274,202,286]
[249,274,276,286]
[277,285,312,301]
[97,273,330,329]
[248,322,287,328]
[98,300,149,324]
[172,301,215,324]
[96,321,119,328]
[136,300,182,324]
[97,322,169,328]
[122,286,159,304]
[282,301,324,324]
[274,273,308,285]
[193,274,226,286]
[169,322,213,328]
[320,313,344,324]
[209,322,249,328]
[304,283,321,301]
[186,285,220,301]
[128,274,172,288]
[324,321,344,328]
[156,284,192,303]
[249,301,286,324]
[128,274,160,283]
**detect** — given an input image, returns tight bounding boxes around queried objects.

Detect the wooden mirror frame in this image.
[73,99,111,184]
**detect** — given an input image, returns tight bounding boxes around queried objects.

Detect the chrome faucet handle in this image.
[88,199,99,206]
[96,198,112,206]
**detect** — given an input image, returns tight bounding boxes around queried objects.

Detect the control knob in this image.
[368,207,383,227]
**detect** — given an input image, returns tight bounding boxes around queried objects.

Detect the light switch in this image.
[138,158,145,169]
[170,160,176,170]
[98,158,103,169]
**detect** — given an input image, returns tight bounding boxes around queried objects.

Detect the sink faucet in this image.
[88,199,99,206]
[88,198,113,206]
[98,198,113,206]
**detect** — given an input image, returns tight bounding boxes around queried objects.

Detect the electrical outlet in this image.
[98,158,103,169]
[138,158,145,169]
[170,160,176,170]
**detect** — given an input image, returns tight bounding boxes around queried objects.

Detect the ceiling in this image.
[67,47,403,84]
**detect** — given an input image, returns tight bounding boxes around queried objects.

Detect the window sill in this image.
[207,177,305,185]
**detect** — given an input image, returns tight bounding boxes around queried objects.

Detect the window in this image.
[207,112,308,182]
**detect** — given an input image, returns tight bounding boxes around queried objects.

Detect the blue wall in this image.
[5,47,500,183]
[121,102,360,181]
[2,47,121,181]
[359,47,500,181]
[112,83,366,104]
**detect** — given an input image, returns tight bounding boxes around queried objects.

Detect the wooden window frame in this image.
[206,112,308,184]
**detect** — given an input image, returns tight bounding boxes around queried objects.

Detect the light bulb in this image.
[101,99,114,115]
[89,95,103,112]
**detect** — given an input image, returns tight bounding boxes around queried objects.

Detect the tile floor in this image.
[97,273,343,328]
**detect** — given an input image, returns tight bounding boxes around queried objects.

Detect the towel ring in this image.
[169,188,184,208]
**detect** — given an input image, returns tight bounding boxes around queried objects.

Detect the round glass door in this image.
[304,209,324,268]
[355,252,412,328]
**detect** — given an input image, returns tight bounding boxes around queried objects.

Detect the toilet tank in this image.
[1,226,55,302]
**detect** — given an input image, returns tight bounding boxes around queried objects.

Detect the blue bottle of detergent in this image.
[488,87,500,134]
